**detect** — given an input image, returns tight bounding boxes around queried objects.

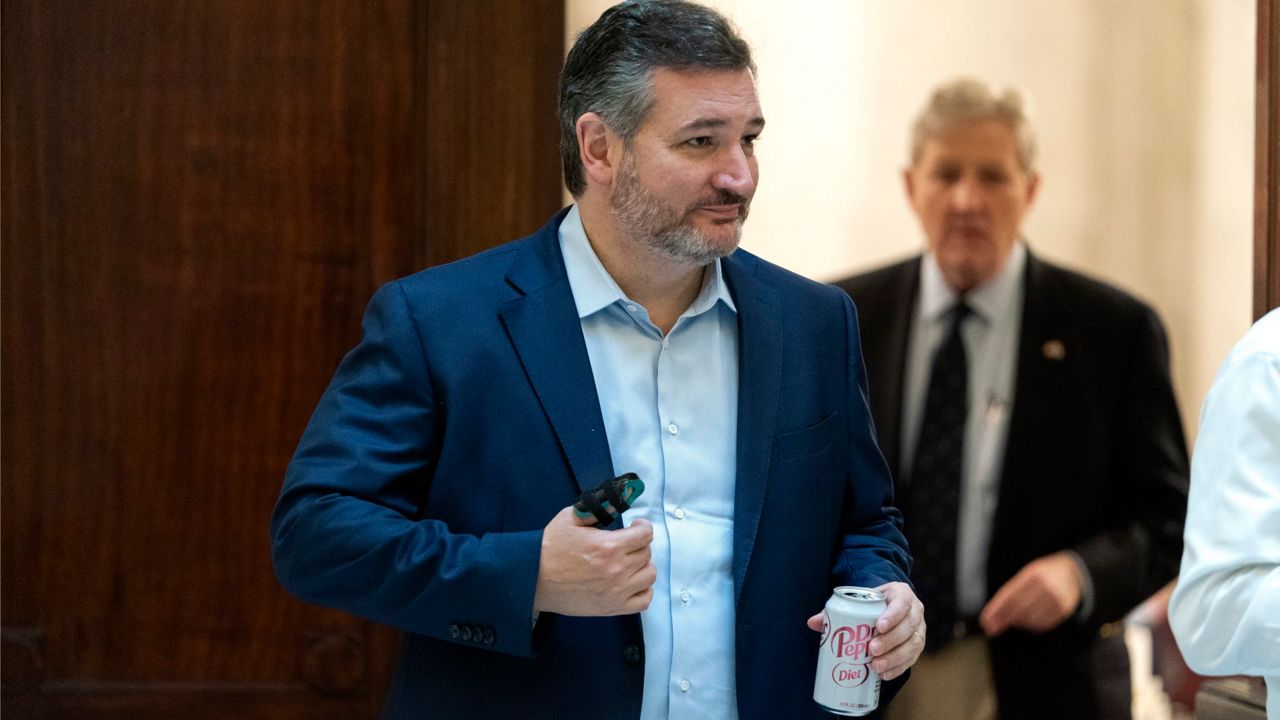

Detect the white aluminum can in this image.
[813,586,886,716]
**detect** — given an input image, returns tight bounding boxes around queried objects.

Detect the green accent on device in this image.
[573,473,644,528]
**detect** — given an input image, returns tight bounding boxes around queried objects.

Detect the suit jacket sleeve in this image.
[832,292,913,589]
[1071,303,1189,627]
[269,281,543,657]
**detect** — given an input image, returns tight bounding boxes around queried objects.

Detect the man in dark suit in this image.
[271,2,923,718]
[835,78,1189,719]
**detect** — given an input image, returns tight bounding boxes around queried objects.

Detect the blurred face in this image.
[609,67,764,265]
[905,120,1039,294]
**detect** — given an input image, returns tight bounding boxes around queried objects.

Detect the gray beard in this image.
[609,160,745,266]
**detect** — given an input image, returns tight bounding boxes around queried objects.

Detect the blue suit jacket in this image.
[271,209,911,719]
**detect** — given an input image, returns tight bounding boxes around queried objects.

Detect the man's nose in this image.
[712,145,756,198]
[950,176,984,211]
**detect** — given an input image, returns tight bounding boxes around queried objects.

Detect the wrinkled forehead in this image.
[642,67,765,133]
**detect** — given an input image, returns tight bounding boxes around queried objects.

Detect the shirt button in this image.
[680,591,691,604]
[624,645,642,664]
[627,304,638,313]
[673,507,685,520]
[679,679,691,693]
[667,423,678,435]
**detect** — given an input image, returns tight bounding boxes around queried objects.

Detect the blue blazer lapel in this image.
[722,251,782,604]
[498,210,615,496]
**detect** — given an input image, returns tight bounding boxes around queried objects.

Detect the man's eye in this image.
[686,136,713,148]
[936,169,961,184]
[980,169,1009,184]
[742,134,759,148]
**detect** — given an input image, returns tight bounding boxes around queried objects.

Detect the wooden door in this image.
[0,1,563,717]
[1257,0,1280,316]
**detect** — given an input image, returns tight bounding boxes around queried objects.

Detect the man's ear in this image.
[901,167,916,203]
[901,166,921,215]
[1024,173,1041,208]
[577,112,619,188]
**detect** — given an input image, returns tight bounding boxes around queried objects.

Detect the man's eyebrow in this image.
[677,117,767,133]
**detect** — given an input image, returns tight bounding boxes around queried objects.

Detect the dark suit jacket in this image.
[835,253,1189,719]
[271,209,912,719]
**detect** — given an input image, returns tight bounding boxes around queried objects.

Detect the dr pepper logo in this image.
[828,623,874,661]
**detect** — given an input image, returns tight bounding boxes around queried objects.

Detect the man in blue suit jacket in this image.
[271,2,922,718]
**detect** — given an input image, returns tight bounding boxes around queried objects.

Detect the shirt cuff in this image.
[1064,549,1095,623]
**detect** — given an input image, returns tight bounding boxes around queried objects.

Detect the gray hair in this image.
[909,78,1037,173]
[559,0,756,197]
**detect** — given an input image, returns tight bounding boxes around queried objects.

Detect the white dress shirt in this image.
[1169,308,1280,719]
[900,245,1024,616]
[559,205,740,720]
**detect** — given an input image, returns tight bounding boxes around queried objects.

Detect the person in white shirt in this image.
[1169,308,1280,719]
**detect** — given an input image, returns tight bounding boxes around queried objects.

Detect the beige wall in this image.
[565,0,1255,437]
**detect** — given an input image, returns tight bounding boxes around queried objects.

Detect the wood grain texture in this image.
[1258,0,1280,317]
[423,0,566,268]
[1,0,563,716]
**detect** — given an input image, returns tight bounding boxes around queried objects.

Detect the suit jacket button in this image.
[448,624,460,640]
[460,625,473,642]
[483,628,496,645]
[624,645,641,664]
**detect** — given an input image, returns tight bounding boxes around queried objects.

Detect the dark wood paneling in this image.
[1,0,564,717]
[1258,0,1280,317]
[4,683,388,720]
[423,0,566,267]
[1,2,417,714]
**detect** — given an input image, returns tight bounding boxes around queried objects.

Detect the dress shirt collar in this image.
[558,204,736,321]
[919,241,1027,327]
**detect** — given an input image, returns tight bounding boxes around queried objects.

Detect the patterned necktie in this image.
[905,302,970,652]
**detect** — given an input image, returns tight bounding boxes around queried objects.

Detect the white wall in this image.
[565,0,1256,435]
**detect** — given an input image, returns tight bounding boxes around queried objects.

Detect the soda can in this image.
[813,586,886,716]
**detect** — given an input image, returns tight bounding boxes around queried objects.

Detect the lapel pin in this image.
[1042,339,1066,360]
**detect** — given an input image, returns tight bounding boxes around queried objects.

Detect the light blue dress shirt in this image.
[901,244,1024,616]
[899,244,1094,620]
[1169,308,1280,720]
[559,205,740,720]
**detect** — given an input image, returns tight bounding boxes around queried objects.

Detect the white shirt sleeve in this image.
[1168,314,1280,680]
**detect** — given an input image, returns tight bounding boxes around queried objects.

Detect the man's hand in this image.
[979,551,1083,636]
[533,506,656,616]
[806,582,924,681]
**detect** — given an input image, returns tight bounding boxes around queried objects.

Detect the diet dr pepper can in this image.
[814,586,887,716]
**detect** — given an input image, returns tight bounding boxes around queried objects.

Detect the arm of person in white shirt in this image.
[1168,340,1280,677]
